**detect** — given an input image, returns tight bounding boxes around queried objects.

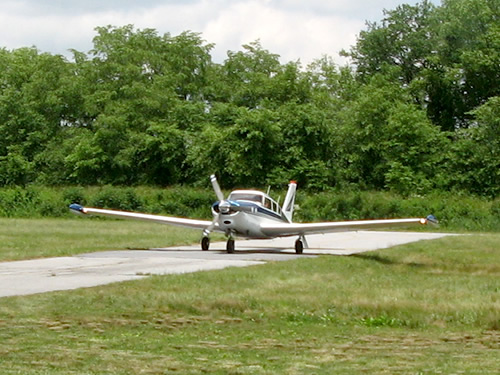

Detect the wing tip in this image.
[69,203,87,215]
[423,214,439,225]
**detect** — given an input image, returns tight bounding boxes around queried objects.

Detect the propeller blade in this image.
[210,174,224,202]
[203,213,220,237]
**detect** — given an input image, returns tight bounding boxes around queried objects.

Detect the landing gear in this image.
[201,233,235,253]
[201,237,210,251]
[295,239,304,254]
[226,238,235,254]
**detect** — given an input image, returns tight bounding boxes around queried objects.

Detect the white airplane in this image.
[69,175,437,254]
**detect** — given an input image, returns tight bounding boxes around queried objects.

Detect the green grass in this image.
[0,218,204,261]
[0,222,498,374]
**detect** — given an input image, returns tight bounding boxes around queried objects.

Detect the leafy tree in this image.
[334,73,403,188]
[347,0,436,85]
[382,102,449,195]
[0,48,72,185]
[335,73,448,192]
[307,57,359,105]
[63,26,214,184]
[437,0,500,116]
[217,41,283,108]
[273,102,338,189]
[186,105,282,187]
[444,97,500,196]
[0,5,498,197]
[346,0,499,131]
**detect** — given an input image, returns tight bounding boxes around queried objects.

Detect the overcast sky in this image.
[0,0,438,65]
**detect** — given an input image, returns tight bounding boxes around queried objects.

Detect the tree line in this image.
[0,0,498,197]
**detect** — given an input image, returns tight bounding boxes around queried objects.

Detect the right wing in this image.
[69,204,217,231]
[260,216,436,237]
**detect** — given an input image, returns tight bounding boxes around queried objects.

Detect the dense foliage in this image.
[0,185,498,231]
[0,0,498,197]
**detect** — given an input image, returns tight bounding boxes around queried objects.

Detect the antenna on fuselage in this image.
[266,186,271,196]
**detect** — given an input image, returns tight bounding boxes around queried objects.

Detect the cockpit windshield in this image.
[229,193,263,203]
[229,191,282,215]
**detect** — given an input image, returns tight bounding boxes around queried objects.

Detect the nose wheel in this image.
[201,235,235,253]
[226,238,235,253]
[201,236,210,251]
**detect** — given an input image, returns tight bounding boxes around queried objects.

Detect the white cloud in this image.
[202,0,363,65]
[0,0,437,65]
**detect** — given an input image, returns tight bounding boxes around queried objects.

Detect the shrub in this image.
[0,186,498,231]
[62,187,87,206]
[296,190,499,232]
[0,187,40,217]
[90,186,143,211]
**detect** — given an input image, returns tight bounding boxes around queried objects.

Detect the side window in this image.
[264,198,271,209]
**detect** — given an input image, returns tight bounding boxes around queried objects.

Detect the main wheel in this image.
[295,239,303,254]
[226,239,235,254]
[201,237,210,251]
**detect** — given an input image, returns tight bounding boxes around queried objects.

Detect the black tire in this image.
[201,237,210,251]
[295,239,303,254]
[226,239,235,253]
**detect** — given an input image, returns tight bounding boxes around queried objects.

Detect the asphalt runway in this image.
[0,231,452,298]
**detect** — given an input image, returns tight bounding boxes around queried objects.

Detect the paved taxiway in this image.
[0,231,452,298]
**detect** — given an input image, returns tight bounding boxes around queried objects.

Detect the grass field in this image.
[0,219,499,374]
[0,218,205,261]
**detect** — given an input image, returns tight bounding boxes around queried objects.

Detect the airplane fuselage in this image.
[213,189,288,239]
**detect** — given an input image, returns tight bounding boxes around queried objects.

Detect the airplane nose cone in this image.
[219,200,231,214]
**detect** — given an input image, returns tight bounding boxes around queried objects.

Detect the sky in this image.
[0,0,437,65]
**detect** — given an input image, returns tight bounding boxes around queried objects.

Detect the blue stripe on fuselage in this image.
[213,199,287,222]
[234,201,285,222]
[256,206,283,221]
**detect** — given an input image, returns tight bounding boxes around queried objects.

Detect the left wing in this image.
[69,204,216,231]
[260,216,436,237]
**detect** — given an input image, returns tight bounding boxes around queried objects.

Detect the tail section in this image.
[282,181,297,223]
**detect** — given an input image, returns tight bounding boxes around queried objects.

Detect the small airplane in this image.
[70,175,437,254]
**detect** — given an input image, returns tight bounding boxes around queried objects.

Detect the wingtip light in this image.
[420,215,438,225]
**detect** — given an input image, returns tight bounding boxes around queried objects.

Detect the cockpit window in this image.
[229,193,263,203]
[264,198,271,209]
[229,192,281,215]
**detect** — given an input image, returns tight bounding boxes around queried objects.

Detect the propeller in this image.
[211,174,224,202]
[210,174,237,214]
[204,174,247,237]
[204,174,225,236]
